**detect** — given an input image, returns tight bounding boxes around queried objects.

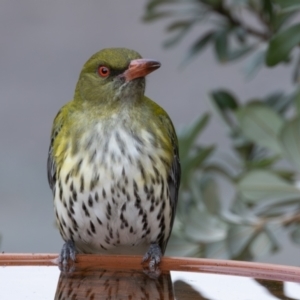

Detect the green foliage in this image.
[266,24,300,67]
[144,0,300,260]
[143,0,300,80]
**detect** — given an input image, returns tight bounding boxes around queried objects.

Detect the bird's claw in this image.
[142,243,162,278]
[58,240,76,272]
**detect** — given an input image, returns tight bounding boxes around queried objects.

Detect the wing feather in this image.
[160,115,181,253]
[47,109,64,193]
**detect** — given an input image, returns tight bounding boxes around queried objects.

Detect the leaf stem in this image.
[213,2,269,40]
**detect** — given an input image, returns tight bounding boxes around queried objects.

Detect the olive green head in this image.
[74,48,160,104]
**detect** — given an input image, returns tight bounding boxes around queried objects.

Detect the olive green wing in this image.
[47,108,65,193]
[144,96,181,253]
[160,115,181,253]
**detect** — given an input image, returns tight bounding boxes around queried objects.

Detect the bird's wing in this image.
[47,108,65,193]
[161,115,181,253]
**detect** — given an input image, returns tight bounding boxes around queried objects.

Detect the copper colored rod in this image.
[0,253,299,282]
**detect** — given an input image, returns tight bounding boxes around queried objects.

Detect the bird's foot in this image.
[142,243,162,278]
[58,240,76,272]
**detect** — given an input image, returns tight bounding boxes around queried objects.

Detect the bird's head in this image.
[74,48,161,105]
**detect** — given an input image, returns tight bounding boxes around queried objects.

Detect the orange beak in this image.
[122,59,161,82]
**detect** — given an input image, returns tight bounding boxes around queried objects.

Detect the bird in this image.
[47,48,180,271]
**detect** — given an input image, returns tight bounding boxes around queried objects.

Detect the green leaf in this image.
[236,104,284,154]
[143,11,173,22]
[203,0,222,5]
[165,233,199,257]
[282,5,300,13]
[264,91,294,115]
[184,207,227,243]
[181,146,215,186]
[145,0,180,12]
[201,176,220,215]
[230,130,254,158]
[231,195,258,220]
[164,18,200,48]
[245,155,280,169]
[227,224,256,257]
[238,170,300,203]
[262,0,273,18]
[214,30,229,62]
[266,23,300,66]
[243,48,266,78]
[221,210,251,225]
[202,163,235,181]
[231,0,248,4]
[273,0,300,13]
[271,10,298,31]
[233,27,247,44]
[205,240,230,259]
[227,45,255,62]
[250,229,278,257]
[280,116,300,172]
[294,89,300,114]
[290,224,300,244]
[273,169,295,181]
[264,91,284,108]
[166,20,193,32]
[293,52,300,83]
[210,89,239,131]
[248,0,261,11]
[178,114,210,159]
[210,89,239,111]
[255,202,298,217]
[183,31,215,63]
[163,25,192,48]
[273,0,300,9]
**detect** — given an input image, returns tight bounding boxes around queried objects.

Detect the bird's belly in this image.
[54,127,172,254]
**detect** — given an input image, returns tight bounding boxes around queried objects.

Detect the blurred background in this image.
[1,0,299,266]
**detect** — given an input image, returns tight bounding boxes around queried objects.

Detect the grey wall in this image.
[0,1,298,265]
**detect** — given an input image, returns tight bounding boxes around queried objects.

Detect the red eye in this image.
[98,66,110,77]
